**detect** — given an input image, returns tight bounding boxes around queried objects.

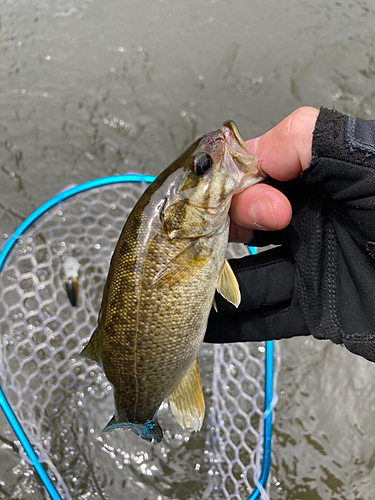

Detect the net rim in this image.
[0,174,274,500]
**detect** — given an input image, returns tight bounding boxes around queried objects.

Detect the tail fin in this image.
[102,415,163,443]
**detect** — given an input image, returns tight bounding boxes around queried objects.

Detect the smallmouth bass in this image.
[81,121,266,442]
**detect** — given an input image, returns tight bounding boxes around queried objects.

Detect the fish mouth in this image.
[221,120,265,177]
[222,120,252,155]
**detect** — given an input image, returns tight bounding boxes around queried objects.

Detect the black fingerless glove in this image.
[205,108,375,363]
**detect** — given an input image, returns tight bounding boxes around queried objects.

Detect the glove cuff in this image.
[311,107,375,168]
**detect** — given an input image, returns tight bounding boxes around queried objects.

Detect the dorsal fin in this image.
[80,327,103,366]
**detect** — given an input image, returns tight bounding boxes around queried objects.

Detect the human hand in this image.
[210,105,375,362]
[229,106,320,242]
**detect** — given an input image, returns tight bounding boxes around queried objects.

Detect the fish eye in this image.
[192,153,213,176]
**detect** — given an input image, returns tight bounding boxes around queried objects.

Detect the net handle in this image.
[246,340,274,500]
[0,385,62,500]
[0,175,274,500]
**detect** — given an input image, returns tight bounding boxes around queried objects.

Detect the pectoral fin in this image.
[212,296,218,313]
[79,326,103,366]
[168,358,205,432]
[151,240,210,287]
[216,259,241,308]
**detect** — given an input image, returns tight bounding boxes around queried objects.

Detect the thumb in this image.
[246,106,319,181]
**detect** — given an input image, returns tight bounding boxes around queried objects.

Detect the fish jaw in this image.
[221,120,267,192]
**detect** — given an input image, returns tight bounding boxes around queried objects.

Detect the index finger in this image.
[246,106,319,181]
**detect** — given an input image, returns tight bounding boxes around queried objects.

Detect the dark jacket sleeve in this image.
[205,108,375,363]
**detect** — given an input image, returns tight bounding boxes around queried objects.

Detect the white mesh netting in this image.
[0,178,280,500]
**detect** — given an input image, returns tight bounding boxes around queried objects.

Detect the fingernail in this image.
[249,198,276,230]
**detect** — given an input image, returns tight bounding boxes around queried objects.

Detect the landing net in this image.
[0,175,280,499]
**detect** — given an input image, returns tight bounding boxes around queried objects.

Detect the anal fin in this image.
[168,357,205,432]
[79,326,103,366]
[216,259,241,308]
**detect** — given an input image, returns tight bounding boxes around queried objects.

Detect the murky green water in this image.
[1,0,375,498]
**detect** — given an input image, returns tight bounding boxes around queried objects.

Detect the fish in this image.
[80,121,266,443]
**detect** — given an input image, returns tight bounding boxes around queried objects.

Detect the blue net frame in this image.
[0,175,274,500]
